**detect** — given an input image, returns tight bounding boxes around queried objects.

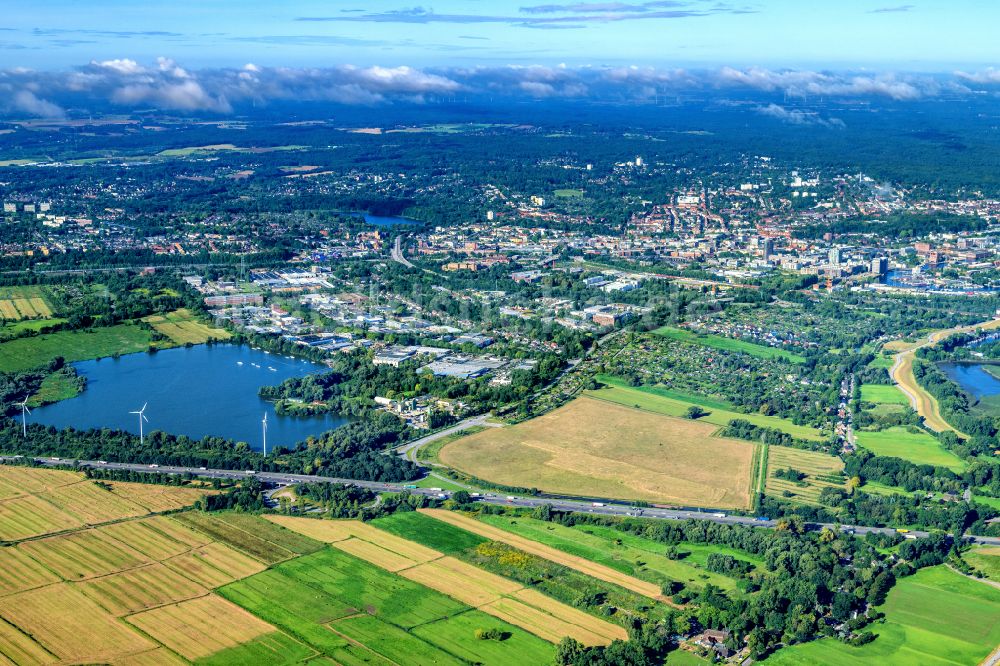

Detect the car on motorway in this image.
[149,464,158,468]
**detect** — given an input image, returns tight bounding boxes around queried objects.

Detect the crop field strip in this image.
[764,446,846,505]
[269,516,627,647]
[419,508,665,601]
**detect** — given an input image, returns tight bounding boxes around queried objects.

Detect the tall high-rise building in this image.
[871,256,888,276]
[829,247,843,265]
[762,237,775,260]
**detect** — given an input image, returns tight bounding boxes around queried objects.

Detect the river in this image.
[30,345,349,451]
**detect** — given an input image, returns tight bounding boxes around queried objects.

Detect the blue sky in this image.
[2,1,997,71]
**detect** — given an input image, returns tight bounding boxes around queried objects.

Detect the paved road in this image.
[8,455,1000,546]
[390,235,415,268]
[396,415,501,463]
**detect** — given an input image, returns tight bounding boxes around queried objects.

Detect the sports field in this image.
[141,308,231,345]
[855,426,966,472]
[589,377,824,441]
[766,566,1000,665]
[439,395,757,507]
[651,325,806,363]
[764,447,846,506]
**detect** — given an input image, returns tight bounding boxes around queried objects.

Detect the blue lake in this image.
[938,362,1000,401]
[362,213,417,227]
[31,345,348,451]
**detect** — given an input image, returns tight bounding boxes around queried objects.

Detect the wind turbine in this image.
[262,412,268,456]
[130,402,148,444]
[18,399,30,438]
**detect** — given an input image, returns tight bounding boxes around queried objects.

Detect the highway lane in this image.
[8,455,1000,546]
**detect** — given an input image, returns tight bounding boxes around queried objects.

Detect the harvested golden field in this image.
[420,509,663,600]
[513,589,628,643]
[109,647,185,666]
[18,529,150,580]
[263,514,357,542]
[44,481,147,524]
[163,542,266,588]
[98,519,198,561]
[0,494,83,542]
[126,595,277,660]
[399,556,523,606]
[333,537,427,572]
[439,396,756,507]
[0,547,60,596]
[0,584,154,662]
[481,596,624,647]
[81,563,208,615]
[0,612,56,665]
[145,515,213,548]
[0,466,80,494]
[107,482,211,513]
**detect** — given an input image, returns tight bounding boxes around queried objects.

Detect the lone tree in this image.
[685,405,709,419]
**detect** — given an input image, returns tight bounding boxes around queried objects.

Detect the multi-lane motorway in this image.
[8,455,1000,546]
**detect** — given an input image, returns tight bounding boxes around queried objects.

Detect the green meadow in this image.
[652,326,806,364]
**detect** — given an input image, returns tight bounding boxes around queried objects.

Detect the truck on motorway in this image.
[712,512,726,518]
[592,502,606,507]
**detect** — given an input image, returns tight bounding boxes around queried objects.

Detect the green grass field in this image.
[0,324,153,372]
[330,615,464,666]
[554,188,584,198]
[474,513,754,595]
[651,326,806,363]
[200,631,315,666]
[869,355,896,370]
[965,547,1000,583]
[417,426,486,463]
[765,566,1000,665]
[588,378,824,441]
[855,427,966,472]
[411,610,556,665]
[27,372,82,406]
[861,384,910,405]
[372,512,488,554]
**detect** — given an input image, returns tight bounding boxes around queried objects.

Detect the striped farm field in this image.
[270,516,627,647]
[0,547,61,596]
[80,563,208,615]
[0,615,57,665]
[0,286,53,321]
[420,508,664,600]
[0,466,81,495]
[163,541,266,588]
[764,446,846,506]
[18,529,150,580]
[106,482,211,513]
[97,518,202,561]
[0,493,83,541]
[0,583,155,662]
[44,481,148,525]
[173,512,295,565]
[263,514,357,542]
[126,594,284,661]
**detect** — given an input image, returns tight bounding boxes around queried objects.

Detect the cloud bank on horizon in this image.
[2,59,1000,119]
